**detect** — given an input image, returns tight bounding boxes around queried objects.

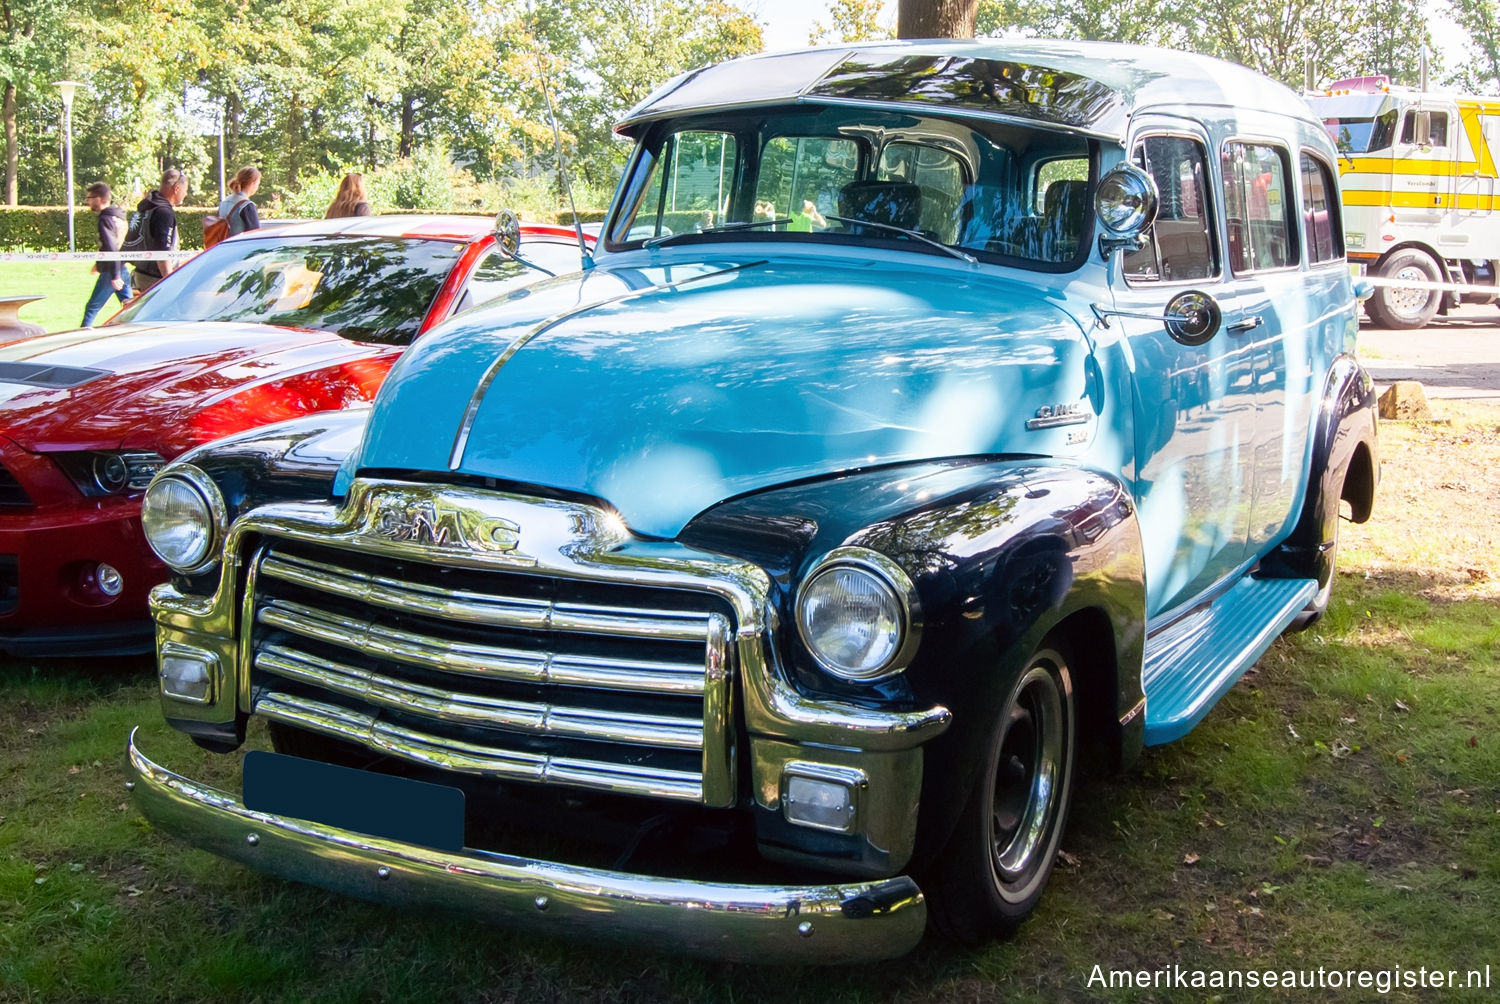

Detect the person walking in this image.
[324,173,372,218]
[131,168,188,294]
[215,166,263,237]
[80,182,131,326]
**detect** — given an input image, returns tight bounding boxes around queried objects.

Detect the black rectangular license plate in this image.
[243,751,465,852]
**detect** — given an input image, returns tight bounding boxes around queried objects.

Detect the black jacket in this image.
[134,190,178,277]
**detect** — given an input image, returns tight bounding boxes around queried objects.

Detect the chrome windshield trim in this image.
[128,730,927,964]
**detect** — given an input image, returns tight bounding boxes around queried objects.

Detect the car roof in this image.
[617,39,1316,142]
[226,214,586,244]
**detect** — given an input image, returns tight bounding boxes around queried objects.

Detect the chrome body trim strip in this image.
[253,692,705,802]
[127,730,927,964]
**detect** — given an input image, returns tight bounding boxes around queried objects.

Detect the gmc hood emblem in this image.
[375,501,522,554]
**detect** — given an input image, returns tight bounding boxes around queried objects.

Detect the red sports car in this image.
[0,214,588,657]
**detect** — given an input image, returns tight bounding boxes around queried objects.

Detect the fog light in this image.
[95,563,123,597]
[160,644,217,704]
[784,771,859,833]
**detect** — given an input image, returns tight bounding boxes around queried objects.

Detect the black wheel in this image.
[1287,506,1343,633]
[928,645,1076,943]
[1366,249,1442,329]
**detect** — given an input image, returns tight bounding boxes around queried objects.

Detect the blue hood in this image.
[342,253,1095,538]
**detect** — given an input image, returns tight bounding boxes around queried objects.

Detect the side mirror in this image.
[1163,290,1222,345]
[1413,111,1431,147]
[1095,163,1159,258]
[494,208,522,257]
[1352,277,1375,301]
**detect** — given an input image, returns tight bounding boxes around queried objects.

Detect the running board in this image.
[1142,577,1317,745]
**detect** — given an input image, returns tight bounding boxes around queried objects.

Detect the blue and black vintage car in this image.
[130,40,1378,962]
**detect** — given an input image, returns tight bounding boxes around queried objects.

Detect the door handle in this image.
[1227,315,1263,333]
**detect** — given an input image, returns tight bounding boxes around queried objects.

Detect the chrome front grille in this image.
[247,539,736,805]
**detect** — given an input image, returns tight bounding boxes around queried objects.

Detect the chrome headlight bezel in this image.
[141,464,227,575]
[794,546,922,683]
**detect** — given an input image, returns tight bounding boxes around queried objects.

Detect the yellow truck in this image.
[1307,74,1500,328]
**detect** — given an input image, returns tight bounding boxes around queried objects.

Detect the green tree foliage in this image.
[975,0,1431,89]
[1445,0,1500,92]
[2,0,76,204]
[811,0,892,44]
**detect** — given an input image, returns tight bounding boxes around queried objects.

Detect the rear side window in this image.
[1222,142,1295,273]
[1299,154,1343,264]
[1123,135,1217,283]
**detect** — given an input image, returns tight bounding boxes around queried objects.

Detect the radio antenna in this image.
[536,57,594,268]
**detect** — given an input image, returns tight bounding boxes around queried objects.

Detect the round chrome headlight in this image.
[1094,163,1159,236]
[795,548,920,682]
[141,472,220,572]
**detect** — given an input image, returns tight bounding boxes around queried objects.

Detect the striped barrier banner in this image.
[0,250,198,263]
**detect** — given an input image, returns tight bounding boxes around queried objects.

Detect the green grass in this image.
[1,261,98,333]
[2,412,1498,1001]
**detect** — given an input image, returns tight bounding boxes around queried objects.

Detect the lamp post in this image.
[55,80,82,253]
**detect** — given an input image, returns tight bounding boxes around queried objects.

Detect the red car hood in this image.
[0,321,399,455]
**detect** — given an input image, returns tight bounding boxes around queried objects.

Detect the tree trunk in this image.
[3,81,17,206]
[400,94,415,159]
[896,0,977,39]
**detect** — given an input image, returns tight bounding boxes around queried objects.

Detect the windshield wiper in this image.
[643,218,791,248]
[823,215,977,263]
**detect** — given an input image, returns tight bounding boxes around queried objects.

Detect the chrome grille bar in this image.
[256,642,704,749]
[260,551,714,642]
[256,597,708,696]
[255,691,705,802]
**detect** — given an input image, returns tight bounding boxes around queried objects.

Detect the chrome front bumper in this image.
[127,730,927,964]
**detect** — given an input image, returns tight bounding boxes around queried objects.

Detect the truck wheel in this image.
[1287,510,1340,633]
[1367,249,1442,329]
[928,644,1076,943]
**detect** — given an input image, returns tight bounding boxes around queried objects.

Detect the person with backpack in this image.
[206,166,262,249]
[81,181,132,326]
[129,168,188,294]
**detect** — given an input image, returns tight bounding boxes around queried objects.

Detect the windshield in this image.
[607,104,1095,269]
[1323,109,1397,154]
[112,235,463,344]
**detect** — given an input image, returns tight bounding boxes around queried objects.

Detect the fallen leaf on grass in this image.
[1395,699,1411,713]
[1470,736,1478,747]
[1288,724,1301,739]
[67,766,80,775]
[124,886,142,897]
[1183,852,1200,865]
[1464,567,1489,581]
[1056,849,1081,869]
[1302,855,1332,867]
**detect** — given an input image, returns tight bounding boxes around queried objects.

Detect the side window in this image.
[619,130,738,240]
[1401,110,1449,146]
[1299,154,1343,265]
[877,142,966,241]
[755,136,860,231]
[1222,142,1295,273]
[1034,157,1089,213]
[1123,135,1217,283]
[453,252,530,314]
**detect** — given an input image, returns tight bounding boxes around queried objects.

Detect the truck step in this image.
[1142,576,1317,745]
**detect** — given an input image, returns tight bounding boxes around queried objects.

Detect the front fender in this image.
[680,457,1146,868]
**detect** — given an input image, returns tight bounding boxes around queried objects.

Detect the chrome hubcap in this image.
[991,664,1064,883]
[1388,265,1434,317]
